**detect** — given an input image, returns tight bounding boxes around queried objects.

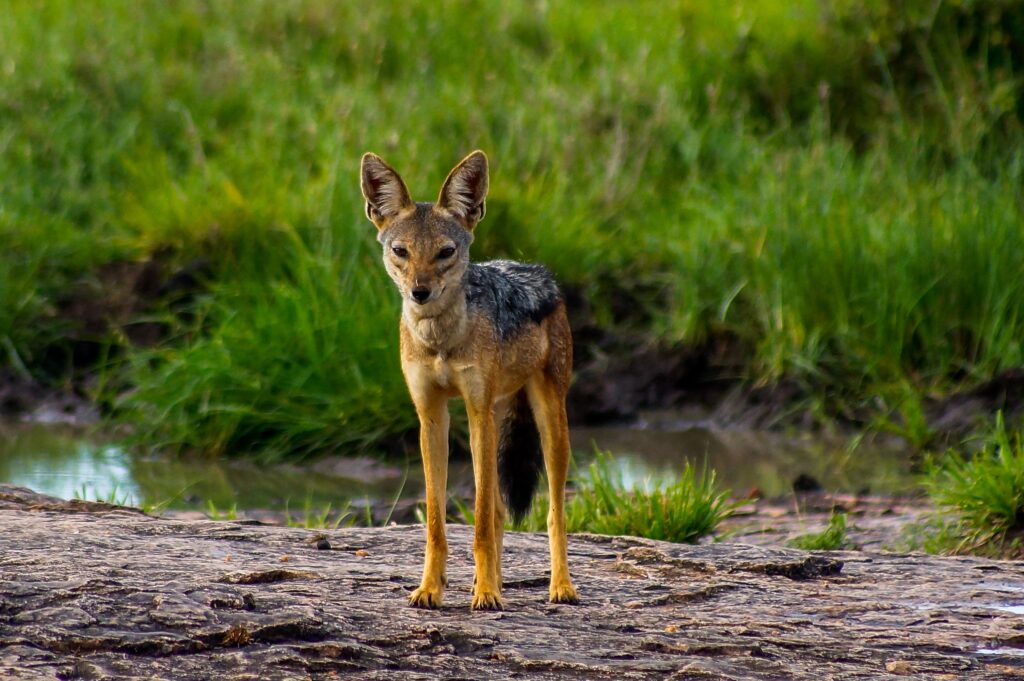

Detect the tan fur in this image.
[361,150,577,610]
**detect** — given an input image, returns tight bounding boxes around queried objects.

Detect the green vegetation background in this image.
[2,0,1022,460]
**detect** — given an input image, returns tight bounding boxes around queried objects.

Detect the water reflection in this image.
[0,416,914,512]
[0,425,429,511]
[572,411,912,497]
[0,428,138,504]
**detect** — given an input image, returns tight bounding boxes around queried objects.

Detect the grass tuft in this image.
[283,499,354,530]
[787,511,849,551]
[205,499,239,522]
[74,483,135,508]
[511,452,743,544]
[922,413,1024,558]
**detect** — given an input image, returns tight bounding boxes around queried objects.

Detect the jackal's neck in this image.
[401,279,469,353]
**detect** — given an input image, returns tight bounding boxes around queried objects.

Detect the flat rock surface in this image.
[1,484,1022,680]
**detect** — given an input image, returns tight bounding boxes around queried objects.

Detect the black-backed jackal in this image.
[360,150,577,610]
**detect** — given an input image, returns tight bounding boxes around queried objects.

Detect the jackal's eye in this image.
[391,245,409,258]
[437,246,456,260]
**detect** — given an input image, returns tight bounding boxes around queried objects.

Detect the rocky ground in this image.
[2,484,1023,680]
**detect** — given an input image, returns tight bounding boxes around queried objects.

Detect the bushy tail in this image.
[498,390,544,522]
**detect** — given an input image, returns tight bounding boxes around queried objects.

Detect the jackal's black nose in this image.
[411,286,431,304]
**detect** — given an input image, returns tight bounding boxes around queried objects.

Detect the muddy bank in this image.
[0,368,97,426]
[2,484,1023,680]
[5,343,1022,451]
[3,256,1022,445]
[0,251,208,425]
[567,328,1024,441]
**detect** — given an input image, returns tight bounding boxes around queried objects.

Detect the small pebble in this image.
[885,661,915,674]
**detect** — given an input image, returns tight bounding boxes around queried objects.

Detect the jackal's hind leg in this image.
[527,376,578,604]
[491,397,512,590]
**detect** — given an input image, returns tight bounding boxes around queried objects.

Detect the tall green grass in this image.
[115,221,413,459]
[1,1,1022,457]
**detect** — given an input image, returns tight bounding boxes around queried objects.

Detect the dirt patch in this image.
[47,250,210,369]
[567,327,755,423]
[926,368,1024,442]
[0,368,97,425]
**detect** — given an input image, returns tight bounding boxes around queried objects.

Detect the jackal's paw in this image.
[470,589,503,611]
[549,582,579,604]
[408,585,444,609]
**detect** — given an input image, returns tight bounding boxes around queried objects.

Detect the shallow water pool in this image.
[0,414,914,514]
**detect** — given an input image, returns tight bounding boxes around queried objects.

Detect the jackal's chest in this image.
[399,311,494,403]
[403,352,484,402]
[438,353,486,390]
[428,353,458,389]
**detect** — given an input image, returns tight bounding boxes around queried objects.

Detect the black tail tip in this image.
[504,475,540,523]
[498,392,544,523]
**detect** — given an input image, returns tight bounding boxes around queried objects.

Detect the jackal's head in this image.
[360,151,488,310]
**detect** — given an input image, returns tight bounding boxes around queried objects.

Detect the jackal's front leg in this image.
[409,399,449,609]
[467,402,503,610]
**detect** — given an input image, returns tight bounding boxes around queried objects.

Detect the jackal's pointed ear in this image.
[361,153,414,227]
[437,150,488,229]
